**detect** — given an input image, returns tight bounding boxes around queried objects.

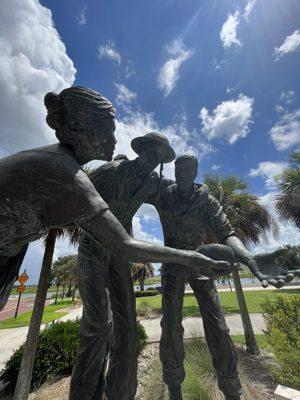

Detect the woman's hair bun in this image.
[44,92,62,130]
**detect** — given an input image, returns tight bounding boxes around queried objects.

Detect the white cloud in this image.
[269,109,300,151]
[275,105,285,114]
[212,164,221,171]
[199,94,254,144]
[77,6,87,25]
[0,0,76,158]
[0,0,77,282]
[114,82,137,111]
[275,90,295,114]
[220,1,256,49]
[249,161,287,189]
[157,39,193,97]
[250,192,300,254]
[275,29,300,59]
[220,11,241,48]
[211,58,227,71]
[244,0,257,21]
[97,40,121,64]
[132,216,162,244]
[226,86,237,94]
[136,204,159,222]
[280,90,295,105]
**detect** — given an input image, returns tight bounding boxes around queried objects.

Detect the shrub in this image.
[261,294,300,390]
[135,290,159,297]
[136,321,147,353]
[1,319,148,392]
[0,320,80,392]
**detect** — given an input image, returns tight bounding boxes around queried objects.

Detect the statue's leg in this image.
[189,278,242,400]
[69,241,110,400]
[105,256,137,400]
[159,268,186,400]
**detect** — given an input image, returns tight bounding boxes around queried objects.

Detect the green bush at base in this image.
[135,290,159,297]
[262,294,300,390]
[0,319,147,393]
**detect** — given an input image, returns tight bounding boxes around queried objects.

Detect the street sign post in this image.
[14,270,28,318]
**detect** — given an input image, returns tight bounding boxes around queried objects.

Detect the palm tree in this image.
[132,262,155,291]
[276,150,300,228]
[203,173,278,355]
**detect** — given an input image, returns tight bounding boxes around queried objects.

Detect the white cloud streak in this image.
[199,94,254,144]
[220,11,241,48]
[275,29,300,59]
[244,0,257,21]
[269,109,300,151]
[220,1,257,48]
[0,0,76,157]
[249,161,287,189]
[157,39,193,97]
[77,6,87,25]
[114,83,137,111]
[97,40,121,64]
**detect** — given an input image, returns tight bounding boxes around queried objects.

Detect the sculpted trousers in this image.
[69,241,137,400]
[105,254,138,400]
[159,274,242,398]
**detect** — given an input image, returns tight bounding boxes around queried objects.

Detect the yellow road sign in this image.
[17,285,26,293]
[18,272,29,285]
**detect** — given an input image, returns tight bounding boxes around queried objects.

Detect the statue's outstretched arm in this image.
[79,209,232,278]
[225,236,298,288]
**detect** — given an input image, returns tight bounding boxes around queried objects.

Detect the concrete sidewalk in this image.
[139,313,265,343]
[0,306,264,371]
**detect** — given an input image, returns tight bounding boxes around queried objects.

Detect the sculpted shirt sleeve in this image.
[202,192,235,244]
[146,176,173,207]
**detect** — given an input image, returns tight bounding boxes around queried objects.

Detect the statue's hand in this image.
[251,248,299,288]
[192,257,233,279]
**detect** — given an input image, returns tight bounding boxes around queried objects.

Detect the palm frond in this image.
[204,173,277,245]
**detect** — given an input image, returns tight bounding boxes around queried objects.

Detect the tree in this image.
[203,173,278,354]
[52,255,78,298]
[276,150,300,228]
[132,262,154,291]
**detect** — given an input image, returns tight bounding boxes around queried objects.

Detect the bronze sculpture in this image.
[0,87,232,313]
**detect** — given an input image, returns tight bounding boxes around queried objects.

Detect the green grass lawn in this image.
[136,289,300,317]
[231,334,270,350]
[0,299,73,329]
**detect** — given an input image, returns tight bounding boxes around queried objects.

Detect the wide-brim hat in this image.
[131,132,175,163]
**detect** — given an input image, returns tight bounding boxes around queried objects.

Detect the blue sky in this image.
[1,0,300,283]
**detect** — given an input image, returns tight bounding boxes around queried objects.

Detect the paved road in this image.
[0,298,51,321]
